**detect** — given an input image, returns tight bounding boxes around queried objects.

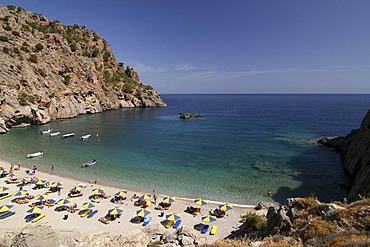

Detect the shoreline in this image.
[0,156,257,242]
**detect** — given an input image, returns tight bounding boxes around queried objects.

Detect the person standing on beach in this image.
[51,165,54,174]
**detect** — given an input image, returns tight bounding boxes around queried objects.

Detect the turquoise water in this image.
[0,94,369,205]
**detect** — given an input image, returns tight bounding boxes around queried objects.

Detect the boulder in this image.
[11,223,77,247]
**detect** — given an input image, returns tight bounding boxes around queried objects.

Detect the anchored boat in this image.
[82,159,97,167]
[63,133,75,138]
[49,132,60,137]
[80,134,91,140]
[26,151,43,158]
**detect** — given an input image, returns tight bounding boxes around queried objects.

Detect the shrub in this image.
[303,217,337,240]
[13,47,20,54]
[296,197,320,210]
[28,54,38,63]
[11,30,20,37]
[35,43,44,52]
[70,43,77,52]
[21,46,30,52]
[18,92,28,106]
[3,25,12,31]
[64,75,71,85]
[2,47,9,54]
[0,36,9,42]
[241,212,268,232]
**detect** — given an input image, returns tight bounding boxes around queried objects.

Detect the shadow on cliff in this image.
[271,144,352,204]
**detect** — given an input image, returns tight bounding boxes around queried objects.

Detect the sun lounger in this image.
[165,220,174,228]
[0,194,11,200]
[173,220,182,229]
[143,216,152,226]
[130,216,144,224]
[98,216,111,224]
[79,209,92,218]
[25,213,39,223]
[201,224,209,234]
[210,225,218,235]
[87,210,98,218]
[15,198,29,204]
[0,211,15,220]
[32,213,45,223]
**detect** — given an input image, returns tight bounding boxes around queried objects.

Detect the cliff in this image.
[0,5,166,133]
[318,109,370,201]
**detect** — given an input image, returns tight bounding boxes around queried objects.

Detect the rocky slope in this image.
[0,5,166,133]
[318,109,370,201]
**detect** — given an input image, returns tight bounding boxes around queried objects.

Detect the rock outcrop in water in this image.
[0,5,166,133]
[318,109,370,201]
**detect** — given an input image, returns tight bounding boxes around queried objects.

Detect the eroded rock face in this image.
[0,5,166,133]
[318,109,370,200]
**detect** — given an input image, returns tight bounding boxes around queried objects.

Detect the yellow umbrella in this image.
[82,202,97,209]
[34,194,49,201]
[0,186,10,193]
[136,208,151,217]
[219,203,233,211]
[195,198,209,206]
[51,181,64,188]
[166,213,181,222]
[35,179,47,185]
[0,205,13,212]
[114,190,127,197]
[27,206,44,214]
[70,186,82,192]
[202,215,217,223]
[108,206,123,215]
[57,198,73,205]
[92,188,105,195]
[13,190,28,197]
[163,196,176,204]
[139,193,151,201]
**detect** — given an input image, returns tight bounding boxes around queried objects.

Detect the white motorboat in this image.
[81,159,97,167]
[26,151,43,158]
[63,133,75,138]
[80,134,91,140]
[49,132,60,137]
[40,129,52,134]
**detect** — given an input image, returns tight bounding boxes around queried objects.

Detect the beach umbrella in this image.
[0,186,10,193]
[21,177,31,184]
[92,188,104,195]
[136,208,151,217]
[0,205,13,212]
[195,198,209,206]
[27,206,44,214]
[35,194,49,201]
[57,198,73,205]
[13,190,28,197]
[82,202,97,209]
[202,215,217,223]
[139,193,151,201]
[70,186,82,192]
[219,203,233,211]
[51,181,63,188]
[166,213,181,222]
[114,190,127,197]
[35,179,47,185]
[163,196,176,204]
[108,206,123,215]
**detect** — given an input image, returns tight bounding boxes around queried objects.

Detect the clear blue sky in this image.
[2,1,370,94]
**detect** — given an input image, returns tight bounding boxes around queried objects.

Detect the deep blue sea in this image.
[0,94,369,205]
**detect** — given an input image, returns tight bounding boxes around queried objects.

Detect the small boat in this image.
[40,129,52,134]
[62,133,75,138]
[26,151,43,158]
[80,134,91,140]
[49,132,60,137]
[82,159,97,167]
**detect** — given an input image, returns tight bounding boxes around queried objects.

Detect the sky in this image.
[1,0,370,94]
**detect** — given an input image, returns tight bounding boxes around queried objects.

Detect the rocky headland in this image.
[0,5,166,134]
[318,109,370,201]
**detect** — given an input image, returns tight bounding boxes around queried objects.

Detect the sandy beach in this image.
[0,158,256,243]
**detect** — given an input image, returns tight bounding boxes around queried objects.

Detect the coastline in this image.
[0,156,256,242]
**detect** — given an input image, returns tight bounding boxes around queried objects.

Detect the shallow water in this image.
[0,94,369,205]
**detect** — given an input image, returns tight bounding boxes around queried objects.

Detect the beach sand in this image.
[0,159,256,243]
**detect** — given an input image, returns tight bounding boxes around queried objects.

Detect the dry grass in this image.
[324,234,370,247]
[295,197,320,210]
[302,217,337,240]
[201,239,250,247]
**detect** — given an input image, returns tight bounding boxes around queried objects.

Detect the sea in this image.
[0,94,369,205]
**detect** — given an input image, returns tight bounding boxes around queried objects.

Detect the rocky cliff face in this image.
[318,109,370,201]
[0,5,166,133]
